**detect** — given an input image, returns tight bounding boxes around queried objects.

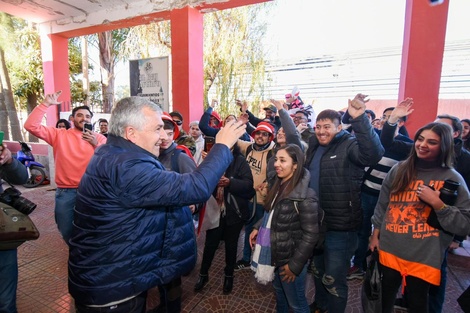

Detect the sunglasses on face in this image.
[256,131,270,137]
[173,120,183,126]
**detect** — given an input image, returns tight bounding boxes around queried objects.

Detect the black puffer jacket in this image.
[306,114,384,231]
[220,145,256,225]
[256,170,320,275]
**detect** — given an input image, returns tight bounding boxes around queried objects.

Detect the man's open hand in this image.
[348,93,369,119]
[215,119,246,149]
[44,90,62,107]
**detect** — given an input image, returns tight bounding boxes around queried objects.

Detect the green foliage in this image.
[120,3,273,119]
[3,16,86,110]
[120,22,171,59]
[7,25,43,111]
[203,4,272,118]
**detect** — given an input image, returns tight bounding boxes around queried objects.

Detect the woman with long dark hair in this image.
[370,122,470,313]
[250,144,321,313]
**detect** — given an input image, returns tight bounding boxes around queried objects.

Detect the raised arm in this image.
[199,106,219,137]
[380,98,414,152]
[24,91,62,144]
[346,94,385,166]
[272,99,303,150]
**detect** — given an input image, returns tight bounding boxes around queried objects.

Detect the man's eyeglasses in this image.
[173,120,183,126]
[293,116,306,121]
[256,131,270,137]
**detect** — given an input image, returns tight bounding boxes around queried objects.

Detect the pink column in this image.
[399,0,449,136]
[40,33,71,126]
[170,7,204,129]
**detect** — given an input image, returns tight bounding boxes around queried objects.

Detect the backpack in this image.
[244,144,273,223]
[170,145,195,173]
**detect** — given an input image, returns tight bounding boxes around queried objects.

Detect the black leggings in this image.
[381,264,431,313]
[199,216,244,276]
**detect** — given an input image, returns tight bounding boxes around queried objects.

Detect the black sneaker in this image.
[234,260,250,271]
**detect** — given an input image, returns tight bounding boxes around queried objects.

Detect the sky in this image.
[265,0,406,59]
[105,0,470,89]
[265,0,469,60]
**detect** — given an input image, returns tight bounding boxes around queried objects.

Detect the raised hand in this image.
[238,112,249,125]
[270,99,284,112]
[211,99,218,109]
[44,90,62,107]
[215,119,247,149]
[236,99,248,113]
[389,98,414,124]
[348,93,369,119]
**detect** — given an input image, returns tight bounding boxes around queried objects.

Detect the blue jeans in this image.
[55,188,77,245]
[0,249,18,313]
[312,231,358,313]
[273,265,309,313]
[242,202,264,262]
[353,192,378,269]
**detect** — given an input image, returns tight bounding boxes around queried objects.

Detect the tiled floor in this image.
[12,184,470,312]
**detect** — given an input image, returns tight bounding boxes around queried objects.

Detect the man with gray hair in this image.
[68,96,246,313]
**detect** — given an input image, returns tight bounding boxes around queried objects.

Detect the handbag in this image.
[361,249,382,313]
[0,203,40,250]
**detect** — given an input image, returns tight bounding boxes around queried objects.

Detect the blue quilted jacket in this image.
[68,135,233,305]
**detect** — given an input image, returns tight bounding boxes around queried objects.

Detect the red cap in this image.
[161,112,180,140]
[251,121,275,141]
[210,111,222,128]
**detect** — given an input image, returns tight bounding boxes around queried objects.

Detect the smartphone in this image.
[0,131,4,145]
[204,136,215,152]
[83,123,93,133]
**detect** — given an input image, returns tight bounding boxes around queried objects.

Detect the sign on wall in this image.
[129,56,169,112]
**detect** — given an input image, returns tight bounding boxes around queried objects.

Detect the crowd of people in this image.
[1,89,470,313]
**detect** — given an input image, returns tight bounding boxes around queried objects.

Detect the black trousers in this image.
[199,216,244,276]
[157,277,182,313]
[381,264,431,313]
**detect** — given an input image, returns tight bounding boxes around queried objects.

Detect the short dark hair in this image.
[437,114,462,136]
[72,105,93,117]
[383,107,407,122]
[316,109,342,126]
[163,120,175,131]
[56,119,71,129]
[169,111,183,121]
[365,109,376,120]
[99,118,108,124]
